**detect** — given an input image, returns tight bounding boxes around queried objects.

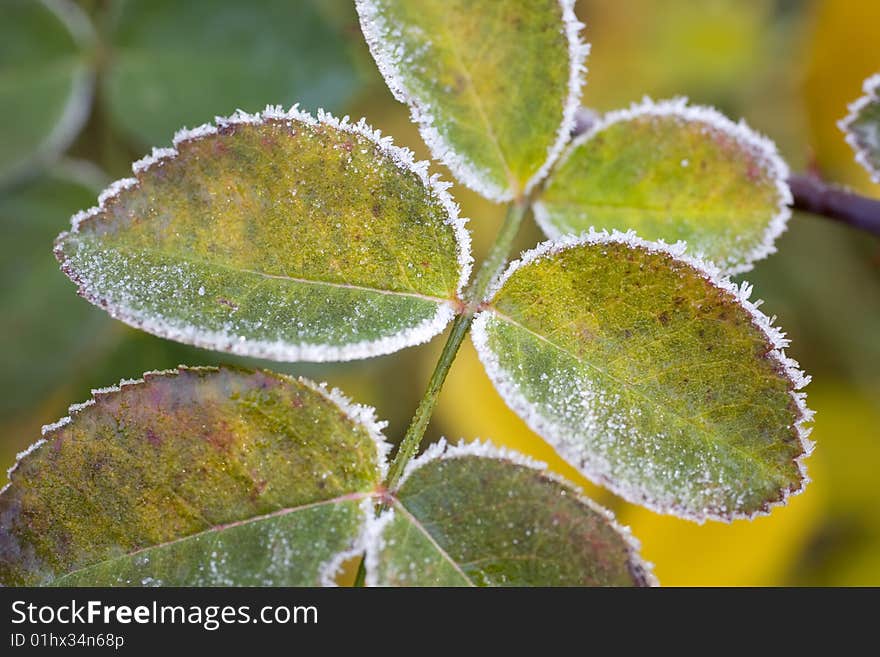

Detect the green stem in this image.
[383,198,530,490]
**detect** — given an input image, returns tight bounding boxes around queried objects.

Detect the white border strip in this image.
[524,0,591,198]
[298,378,392,481]
[318,497,377,587]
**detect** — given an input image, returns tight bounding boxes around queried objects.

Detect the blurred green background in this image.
[1,0,878,586]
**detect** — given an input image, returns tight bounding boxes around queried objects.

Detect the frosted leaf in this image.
[365,439,654,586]
[0,0,95,185]
[356,0,589,202]
[473,230,813,522]
[0,366,389,586]
[840,74,880,183]
[55,106,472,363]
[535,98,793,275]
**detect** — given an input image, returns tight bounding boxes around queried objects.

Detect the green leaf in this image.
[535,99,792,275]
[472,231,813,522]
[0,366,389,586]
[55,107,471,362]
[0,0,94,185]
[366,441,654,586]
[0,162,110,419]
[356,0,588,202]
[103,0,360,147]
[840,74,880,183]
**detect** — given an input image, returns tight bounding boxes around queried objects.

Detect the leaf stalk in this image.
[383,198,530,490]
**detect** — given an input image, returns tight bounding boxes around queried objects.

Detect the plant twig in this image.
[353,199,530,587]
[788,174,880,237]
[382,199,530,491]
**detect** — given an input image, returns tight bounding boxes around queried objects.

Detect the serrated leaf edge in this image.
[364,438,657,586]
[54,105,473,362]
[355,0,590,203]
[534,97,793,275]
[474,228,814,523]
[838,73,880,183]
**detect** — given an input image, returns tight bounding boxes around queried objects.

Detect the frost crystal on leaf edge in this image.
[839,73,880,183]
[473,229,815,523]
[534,97,794,275]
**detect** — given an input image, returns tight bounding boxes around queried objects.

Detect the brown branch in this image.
[788,174,880,237]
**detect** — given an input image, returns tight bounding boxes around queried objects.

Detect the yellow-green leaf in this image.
[0,0,94,185]
[54,107,472,362]
[840,74,880,183]
[356,0,588,202]
[472,231,814,522]
[535,99,792,274]
[0,366,389,586]
[366,441,654,586]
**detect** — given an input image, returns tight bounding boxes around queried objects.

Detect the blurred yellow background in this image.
[2,0,879,585]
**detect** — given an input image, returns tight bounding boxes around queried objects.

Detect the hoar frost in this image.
[473,229,814,522]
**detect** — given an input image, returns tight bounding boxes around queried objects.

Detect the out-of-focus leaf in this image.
[0,163,110,420]
[782,386,880,586]
[536,99,792,274]
[0,0,94,185]
[103,0,359,147]
[0,366,389,586]
[839,74,880,183]
[575,1,811,165]
[744,212,880,398]
[55,108,471,362]
[367,441,653,586]
[577,0,777,110]
[804,0,880,192]
[472,231,813,522]
[356,0,588,202]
